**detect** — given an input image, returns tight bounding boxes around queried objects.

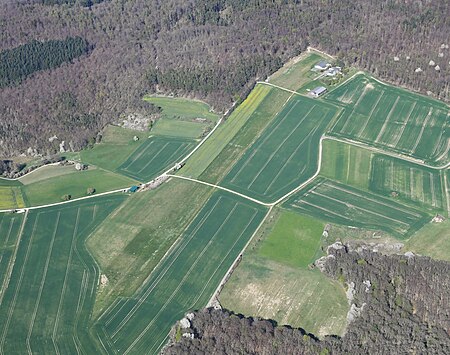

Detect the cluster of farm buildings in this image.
[309,60,342,98]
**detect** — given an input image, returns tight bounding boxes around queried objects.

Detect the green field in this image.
[179,84,273,178]
[269,52,325,91]
[22,168,135,206]
[88,178,213,317]
[151,119,207,138]
[0,195,126,354]
[221,95,338,202]
[198,86,292,184]
[326,73,450,165]
[95,192,267,354]
[79,125,147,172]
[144,96,219,122]
[117,136,196,182]
[0,179,26,210]
[258,211,325,268]
[320,139,447,213]
[220,210,348,336]
[404,220,450,262]
[285,178,431,238]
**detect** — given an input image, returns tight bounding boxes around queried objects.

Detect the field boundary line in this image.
[166,175,272,206]
[207,205,272,308]
[0,211,38,354]
[324,135,450,170]
[229,100,300,184]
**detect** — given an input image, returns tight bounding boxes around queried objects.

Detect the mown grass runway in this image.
[95,192,267,355]
[221,95,338,202]
[285,178,430,238]
[326,73,450,165]
[0,195,126,354]
[117,136,196,182]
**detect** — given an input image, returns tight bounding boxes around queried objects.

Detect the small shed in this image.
[314,60,331,71]
[310,86,327,98]
[128,185,139,193]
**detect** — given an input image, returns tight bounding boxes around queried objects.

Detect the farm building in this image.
[325,67,342,77]
[314,60,331,71]
[128,185,139,193]
[75,163,87,171]
[309,86,327,98]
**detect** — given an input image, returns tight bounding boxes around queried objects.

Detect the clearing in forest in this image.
[221,95,338,202]
[0,195,126,355]
[95,192,267,355]
[145,96,219,139]
[326,73,450,165]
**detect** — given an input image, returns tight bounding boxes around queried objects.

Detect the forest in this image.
[0,0,449,158]
[165,244,450,354]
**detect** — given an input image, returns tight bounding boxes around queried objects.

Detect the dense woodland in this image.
[165,244,450,354]
[0,0,449,158]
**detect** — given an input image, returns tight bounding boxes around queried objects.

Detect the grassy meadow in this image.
[220,209,348,337]
[22,168,135,206]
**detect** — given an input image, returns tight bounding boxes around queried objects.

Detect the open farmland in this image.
[285,178,430,238]
[220,210,348,336]
[117,136,196,182]
[0,213,24,299]
[326,73,450,165]
[198,86,292,184]
[321,139,448,212]
[88,179,213,318]
[95,192,267,355]
[221,95,338,202]
[0,195,126,354]
[179,84,274,178]
[79,125,147,172]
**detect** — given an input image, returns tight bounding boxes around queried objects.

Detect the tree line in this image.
[0,0,448,159]
[165,243,450,354]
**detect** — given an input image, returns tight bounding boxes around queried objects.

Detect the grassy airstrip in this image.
[326,73,450,165]
[95,192,266,354]
[0,195,126,354]
[221,95,338,202]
